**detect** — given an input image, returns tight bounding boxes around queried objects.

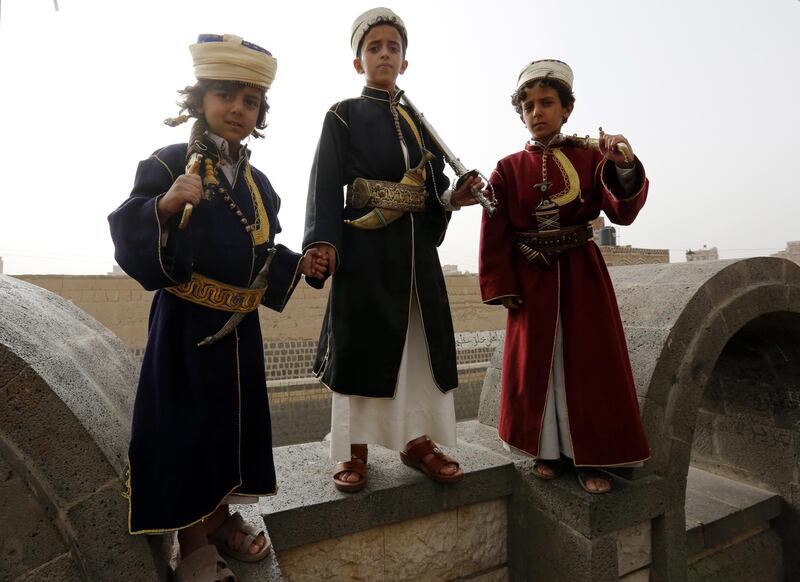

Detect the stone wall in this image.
[17,274,507,446]
[18,273,506,351]
[276,498,508,581]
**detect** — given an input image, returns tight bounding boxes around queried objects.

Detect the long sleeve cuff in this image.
[615,164,639,196]
[439,189,461,211]
[262,244,303,312]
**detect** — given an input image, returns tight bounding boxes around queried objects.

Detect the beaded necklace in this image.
[202,146,266,242]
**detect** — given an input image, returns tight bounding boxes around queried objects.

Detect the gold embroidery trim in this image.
[165,272,265,313]
[347,178,427,212]
[243,163,269,246]
[549,149,582,206]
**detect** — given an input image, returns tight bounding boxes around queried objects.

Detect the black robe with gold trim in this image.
[303,86,458,398]
[109,141,302,534]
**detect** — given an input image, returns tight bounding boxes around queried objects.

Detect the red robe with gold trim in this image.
[479,141,650,466]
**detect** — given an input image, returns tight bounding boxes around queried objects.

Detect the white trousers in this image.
[537,318,574,460]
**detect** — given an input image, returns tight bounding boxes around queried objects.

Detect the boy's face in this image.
[198,85,263,151]
[353,24,408,92]
[521,83,573,143]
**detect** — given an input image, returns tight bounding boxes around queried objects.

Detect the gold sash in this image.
[165,272,265,313]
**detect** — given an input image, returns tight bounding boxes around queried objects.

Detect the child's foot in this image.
[332,444,368,492]
[532,458,562,480]
[576,468,613,493]
[206,506,270,562]
[400,435,463,483]
[174,545,235,582]
[177,523,236,580]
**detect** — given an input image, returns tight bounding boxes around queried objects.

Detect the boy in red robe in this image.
[479,59,650,493]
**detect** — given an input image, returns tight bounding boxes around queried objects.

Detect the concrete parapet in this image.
[261,419,670,581]
[0,275,162,580]
[261,422,515,581]
[262,423,515,551]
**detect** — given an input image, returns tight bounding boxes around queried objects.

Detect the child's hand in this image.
[301,247,329,279]
[599,132,635,168]
[307,243,337,277]
[501,297,523,310]
[451,175,486,208]
[157,174,203,220]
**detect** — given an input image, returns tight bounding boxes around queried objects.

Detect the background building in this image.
[772,241,800,265]
[591,217,670,266]
[686,246,719,262]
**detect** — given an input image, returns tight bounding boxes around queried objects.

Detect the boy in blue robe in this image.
[109,34,325,580]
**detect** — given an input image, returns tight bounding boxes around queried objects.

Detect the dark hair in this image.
[175,79,270,137]
[357,21,408,58]
[511,76,575,115]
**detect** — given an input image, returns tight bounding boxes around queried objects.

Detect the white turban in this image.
[190,34,278,90]
[350,7,407,57]
[516,59,573,91]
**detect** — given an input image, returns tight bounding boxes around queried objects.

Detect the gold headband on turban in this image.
[350,7,407,57]
[190,34,277,90]
[517,59,573,91]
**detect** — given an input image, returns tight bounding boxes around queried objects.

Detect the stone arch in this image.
[611,258,800,482]
[0,275,162,581]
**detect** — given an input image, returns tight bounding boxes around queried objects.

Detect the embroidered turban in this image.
[190,34,277,90]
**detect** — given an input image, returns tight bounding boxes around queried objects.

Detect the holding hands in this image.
[301,247,329,279]
[307,243,337,278]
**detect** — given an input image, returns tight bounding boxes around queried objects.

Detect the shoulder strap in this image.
[396,105,424,151]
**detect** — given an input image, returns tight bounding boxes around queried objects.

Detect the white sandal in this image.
[207,511,271,563]
[173,545,236,582]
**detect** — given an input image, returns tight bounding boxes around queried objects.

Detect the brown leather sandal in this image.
[332,444,368,492]
[532,458,563,481]
[400,437,463,484]
[576,468,613,494]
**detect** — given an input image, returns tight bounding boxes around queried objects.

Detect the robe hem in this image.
[499,437,651,468]
[127,484,278,535]
[482,293,521,305]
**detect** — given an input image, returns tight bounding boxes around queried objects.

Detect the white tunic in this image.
[329,290,458,461]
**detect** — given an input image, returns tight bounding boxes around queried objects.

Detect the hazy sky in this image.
[1,0,798,274]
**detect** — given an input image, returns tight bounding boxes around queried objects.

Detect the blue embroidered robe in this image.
[109,141,301,533]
